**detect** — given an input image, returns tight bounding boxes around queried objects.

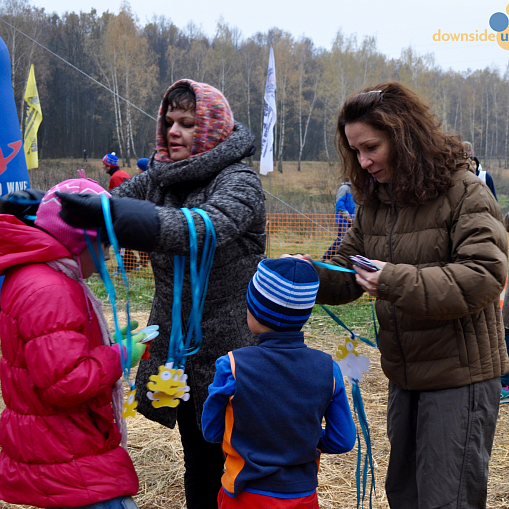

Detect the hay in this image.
[1,311,508,508]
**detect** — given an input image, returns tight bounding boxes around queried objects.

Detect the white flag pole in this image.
[260,47,277,176]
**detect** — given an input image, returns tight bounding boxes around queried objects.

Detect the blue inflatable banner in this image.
[0,36,31,198]
[0,35,31,294]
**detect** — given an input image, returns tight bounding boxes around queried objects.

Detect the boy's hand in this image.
[280,253,312,262]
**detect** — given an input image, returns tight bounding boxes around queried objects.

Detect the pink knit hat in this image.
[35,178,111,255]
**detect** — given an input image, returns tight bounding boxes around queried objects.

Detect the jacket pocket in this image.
[453,318,469,367]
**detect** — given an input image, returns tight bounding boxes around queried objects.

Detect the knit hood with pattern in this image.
[154,79,234,163]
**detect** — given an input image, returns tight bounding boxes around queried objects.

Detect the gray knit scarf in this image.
[45,258,128,448]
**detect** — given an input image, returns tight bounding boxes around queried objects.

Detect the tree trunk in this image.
[277,71,287,174]
[298,74,319,172]
[323,96,330,163]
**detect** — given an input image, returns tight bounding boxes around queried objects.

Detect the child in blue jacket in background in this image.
[202,258,356,509]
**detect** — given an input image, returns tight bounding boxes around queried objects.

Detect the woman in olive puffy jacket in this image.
[289,82,508,509]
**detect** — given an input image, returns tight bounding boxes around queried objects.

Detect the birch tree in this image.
[97,4,156,166]
[295,38,320,171]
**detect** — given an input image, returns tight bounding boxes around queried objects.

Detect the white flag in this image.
[260,47,276,176]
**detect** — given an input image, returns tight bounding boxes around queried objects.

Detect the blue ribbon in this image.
[311,260,356,273]
[319,303,377,348]
[85,195,133,386]
[315,260,378,508]
[166,208,216,370]
[352,382,376,508]
[5,197,41,205]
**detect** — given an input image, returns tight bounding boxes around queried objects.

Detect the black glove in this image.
[0,189,45,226]
[57,192,160,252]
[56,192,106,229]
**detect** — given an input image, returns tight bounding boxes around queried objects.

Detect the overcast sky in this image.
[33,0,509,73]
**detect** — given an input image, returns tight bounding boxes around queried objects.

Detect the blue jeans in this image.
[56,496,139,509]
[323,218,351,259]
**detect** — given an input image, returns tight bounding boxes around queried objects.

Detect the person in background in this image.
[463,141,497,200]
[463,140,474,159]
[323,180,356,259]
[0,178,141,508]
[83,148,87,162]
[287,82,508,509]
[136,158,149,174]
[202,257,356,509]
[56,79,266,509]
[472,156,497,200]
[103,152,131,191]
[102,152,139,270]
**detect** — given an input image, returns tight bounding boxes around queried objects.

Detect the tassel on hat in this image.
[102,152,119,168]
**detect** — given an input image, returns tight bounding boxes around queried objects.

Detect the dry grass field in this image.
[1,159,508,507]
[30,158,341,215]
[1,307,508,509]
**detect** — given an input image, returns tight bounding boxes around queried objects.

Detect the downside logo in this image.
[489,5,509,50]
[433,4,509,50]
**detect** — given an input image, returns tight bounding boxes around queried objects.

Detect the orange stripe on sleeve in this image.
[221,399,245,493]
[228,351,236,380]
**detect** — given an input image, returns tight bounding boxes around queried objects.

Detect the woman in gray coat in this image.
[58,79,266,509]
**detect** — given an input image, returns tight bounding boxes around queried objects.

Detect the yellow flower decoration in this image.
[150,390,185,408]
[146,364,190,408]
[336,338,359,360]
[122,387,138,419]
[147,365,185,394]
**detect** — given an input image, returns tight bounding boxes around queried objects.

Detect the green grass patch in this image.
[87,272,155,312]
[313,300,378,336]
[307,300,378,342]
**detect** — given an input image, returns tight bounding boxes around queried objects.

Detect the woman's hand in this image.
[280,253,312,261]
[354,260,387,297]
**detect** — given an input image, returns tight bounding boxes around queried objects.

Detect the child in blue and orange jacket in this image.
[202,258,356,509]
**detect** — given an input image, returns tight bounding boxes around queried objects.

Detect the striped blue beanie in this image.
[102,152,119,167]
[247,258,319,332]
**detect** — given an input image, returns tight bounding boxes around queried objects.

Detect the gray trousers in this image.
[385,378,500,509]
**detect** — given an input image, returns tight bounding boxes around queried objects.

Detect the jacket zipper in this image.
[388,197,409,389]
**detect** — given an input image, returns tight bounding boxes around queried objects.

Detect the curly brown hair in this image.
[335,82,469,206]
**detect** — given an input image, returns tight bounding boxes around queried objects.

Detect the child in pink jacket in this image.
[0,178,142,508]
